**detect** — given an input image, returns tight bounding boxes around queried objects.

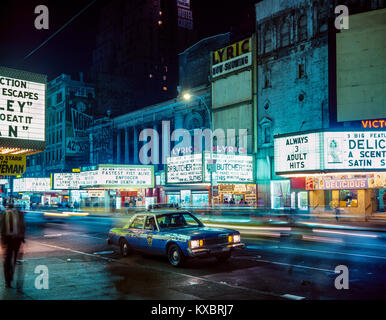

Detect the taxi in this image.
[107,209,244,267]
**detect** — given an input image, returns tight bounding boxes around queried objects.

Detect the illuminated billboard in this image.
[52,173,80,190]
[0,66,46,153]
[324,131,386,170]
[336,9,386,122]
[274,133,323,173]
[52,166,154,189]
[13,177,52,192]
[97,165,154,188]
[203,153,254,183]
[275,131,386,174]
[166,154,203,184]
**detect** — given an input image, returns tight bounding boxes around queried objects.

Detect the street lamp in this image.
[183,92,215,208]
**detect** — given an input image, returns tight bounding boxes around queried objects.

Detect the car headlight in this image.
[190,240,200,249]
[233,234,241,243]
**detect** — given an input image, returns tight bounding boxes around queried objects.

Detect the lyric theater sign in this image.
[211,38,252,78]
[0,66,46,153]
[166,153,254,184]
[274,131,386,174]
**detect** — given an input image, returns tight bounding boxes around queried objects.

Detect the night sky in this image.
[0,0,257,81]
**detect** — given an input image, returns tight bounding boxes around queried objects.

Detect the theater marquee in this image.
[274,131,386,174]
[0,66,46,154]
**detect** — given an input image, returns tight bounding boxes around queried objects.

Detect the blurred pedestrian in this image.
[0,201,26,288]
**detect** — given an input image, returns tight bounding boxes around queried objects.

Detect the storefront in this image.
[274,130,386,220]
[165,152,256,207]
[51,164,154,210]
[12,177,63,208]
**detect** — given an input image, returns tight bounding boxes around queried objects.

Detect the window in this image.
[145,216,157,230]
[130,215,145,229]
[156,213,201,230]
[298,63,306,79]
[339,190,358,207]
[263,126,271,144]
[298,15,307,41]
[280,20,290,47]
[264,27,272,53]
[56,92,62,103]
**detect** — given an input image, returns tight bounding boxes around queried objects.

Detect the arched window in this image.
[280,19,290,47]
[298,15,307,41]
[264,26,272,53]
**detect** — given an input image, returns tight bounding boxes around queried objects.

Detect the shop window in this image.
[271,180,291,209]
[339,190,358,207]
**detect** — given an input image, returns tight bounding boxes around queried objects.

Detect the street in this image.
[1,212,385,300]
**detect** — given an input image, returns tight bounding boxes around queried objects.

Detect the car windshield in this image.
[156,212,202,230]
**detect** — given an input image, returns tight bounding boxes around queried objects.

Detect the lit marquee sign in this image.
[52,173,80,190]
[274,133,322,174]
[324,131,386,170]
[97,165,154,188]
[166,154,203,183]
[275,131,386,174]
[0,67,46,151]
[13,178,52,192]
[204,153,254,183]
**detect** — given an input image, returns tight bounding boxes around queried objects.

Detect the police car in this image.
[107,208,244,267]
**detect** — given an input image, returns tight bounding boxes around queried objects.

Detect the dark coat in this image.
[0,209,26,244]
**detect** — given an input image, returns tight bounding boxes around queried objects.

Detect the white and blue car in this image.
[107,210,245,267]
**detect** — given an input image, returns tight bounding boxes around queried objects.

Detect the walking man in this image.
[0,201,25,288]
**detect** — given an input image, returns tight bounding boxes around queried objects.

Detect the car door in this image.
[141,215,166,254]
[126,215,146,250]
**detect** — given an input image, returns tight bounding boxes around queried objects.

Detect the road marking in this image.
[93,251,115,255]
[281,294,305,300]
[28,240,116,262]
[278,246,386,260]
[43,234,63,238]
[78,234,107,240]
[255,258,335,273]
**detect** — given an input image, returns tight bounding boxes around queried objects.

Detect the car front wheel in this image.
[120,239,131,257]
[167,244,185,267]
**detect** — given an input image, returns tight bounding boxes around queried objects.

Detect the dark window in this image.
[56,92,62,103]
[298,15,307,41]
[264,126,271,144]
[280,20,290,47]
[264,28,272,53]
[298,63,305,78]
